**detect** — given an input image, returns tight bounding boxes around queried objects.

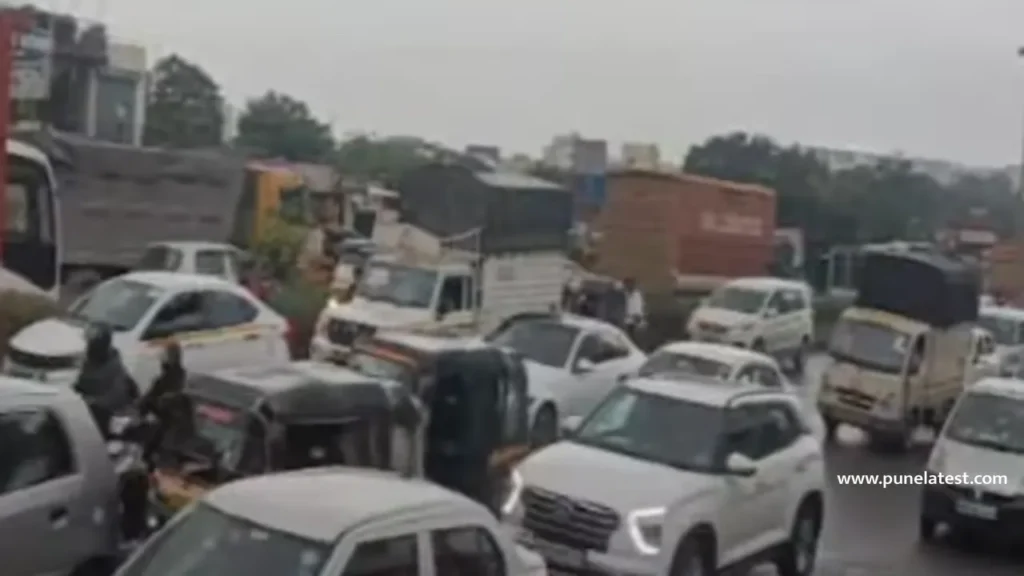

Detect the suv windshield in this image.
[572,386,722,471]
[638,351,732,380]
[355,262,437,308]
[978,314,1019,346]
[67,279,163,332]
[944,391,1024,454]
[118,503,330,576]
[706,286,768,314]
[828,318,910,374]
[488,319,579,368]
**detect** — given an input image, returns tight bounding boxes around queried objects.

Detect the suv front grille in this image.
[7,347,79,370]
[521,486,620,552]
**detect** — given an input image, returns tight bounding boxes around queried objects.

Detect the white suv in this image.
[503,377,825,576]
[686,277,814,372]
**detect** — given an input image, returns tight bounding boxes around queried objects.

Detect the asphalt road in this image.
[750,355,1024,576]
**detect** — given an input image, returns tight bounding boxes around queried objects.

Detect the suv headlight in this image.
[501,469,524,515]
[627,506,665,555]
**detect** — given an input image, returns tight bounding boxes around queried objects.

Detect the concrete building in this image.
[541,133,608,173]
[619,142,661,169]
[84,41,147,145]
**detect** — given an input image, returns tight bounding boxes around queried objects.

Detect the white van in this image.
[920,377,1024,543]
[686,277,814,371]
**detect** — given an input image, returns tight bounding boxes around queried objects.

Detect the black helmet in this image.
[84,324,113,362]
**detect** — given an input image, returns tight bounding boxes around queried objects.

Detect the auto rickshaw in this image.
[148,361,398,522]
[346,331,531,513]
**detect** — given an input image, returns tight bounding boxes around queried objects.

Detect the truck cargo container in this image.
[594,170,776,292]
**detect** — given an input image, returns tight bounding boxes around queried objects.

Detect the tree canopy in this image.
[335,135,429,186]
[143,54,225,148]
[682,131,1019,249]
[234,91,335,162]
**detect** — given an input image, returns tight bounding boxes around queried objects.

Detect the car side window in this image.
[341,534,419,575]
[145,291,209,339]
[722,405,761,460]
[764,291,783,314]
[574,333,604,367]
[598,330,632,360]
[0,408,75,495]
[202,290,259,329]
[431,526,505,576]
[499,353,529,445]
[195,250,229,277]
[754,402,803,456]
[754,365,783,388]
[439,275,470,313]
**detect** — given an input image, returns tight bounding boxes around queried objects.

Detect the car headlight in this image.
[626,506,665,555]
[501,468,524,515]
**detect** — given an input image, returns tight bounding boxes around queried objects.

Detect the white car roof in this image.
[625,375,779,407]
[147,240,241,253]
[654,341,776,368]
[725,276,809,292]
[0,376,67,399]
[980,306,1024,321]
[971,377,1024,399]
[204,467,487,542]
[119,271,240,291]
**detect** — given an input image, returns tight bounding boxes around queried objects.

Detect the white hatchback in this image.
[687,277,815,372]
[3,272,291,394]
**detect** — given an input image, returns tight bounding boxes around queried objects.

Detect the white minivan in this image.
[919,377,1024,543]
[686,278,815,372]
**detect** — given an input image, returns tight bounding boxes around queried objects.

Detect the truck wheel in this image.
[530,405,558,447]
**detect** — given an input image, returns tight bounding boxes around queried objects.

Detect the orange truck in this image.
[594,169,777,293]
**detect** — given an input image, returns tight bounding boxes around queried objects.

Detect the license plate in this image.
[955,499,997,520]
[532,538,585,568]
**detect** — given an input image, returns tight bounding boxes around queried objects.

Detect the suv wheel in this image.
[669,535,709,576]
[775,500,821,576]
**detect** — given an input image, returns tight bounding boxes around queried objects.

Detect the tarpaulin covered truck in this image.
[594,170,777,293]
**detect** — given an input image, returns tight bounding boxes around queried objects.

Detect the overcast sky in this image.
[29,0,1024,167]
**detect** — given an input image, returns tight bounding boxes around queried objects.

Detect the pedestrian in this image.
[623,277,646,341]
[138,341,186,463]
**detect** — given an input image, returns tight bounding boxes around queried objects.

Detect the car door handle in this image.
[48,506,69,528]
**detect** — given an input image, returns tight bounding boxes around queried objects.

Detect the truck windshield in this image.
[978,314,1020,346]
[118,503,330,576]
[944,391,1024,454]
[355,262,437,308]
[67,279,163,332]
[706,286,769,314]
[829,318,910,375]
[572,386,722,472]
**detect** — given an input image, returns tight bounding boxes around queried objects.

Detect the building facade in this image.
[84,42,147,145]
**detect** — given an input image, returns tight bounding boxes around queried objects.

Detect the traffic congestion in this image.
[2,142,1024,576]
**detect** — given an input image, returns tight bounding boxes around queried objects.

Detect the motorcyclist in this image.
[73,324,139,438]
[139,341,187,463]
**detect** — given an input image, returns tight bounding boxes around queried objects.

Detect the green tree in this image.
[143,54,225,148]
[335,134,428,186]
[234,91,335,162]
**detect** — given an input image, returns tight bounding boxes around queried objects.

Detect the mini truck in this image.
[311,162,574,360]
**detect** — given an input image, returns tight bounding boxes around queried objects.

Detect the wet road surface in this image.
[750,355,1024,576]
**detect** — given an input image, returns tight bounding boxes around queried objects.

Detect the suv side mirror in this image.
[725,453,757,477]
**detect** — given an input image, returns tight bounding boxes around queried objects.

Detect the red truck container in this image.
[594,170,776,292]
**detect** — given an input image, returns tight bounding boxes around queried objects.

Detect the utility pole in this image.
[0,10,26,263]
[1018,47,1024,202]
